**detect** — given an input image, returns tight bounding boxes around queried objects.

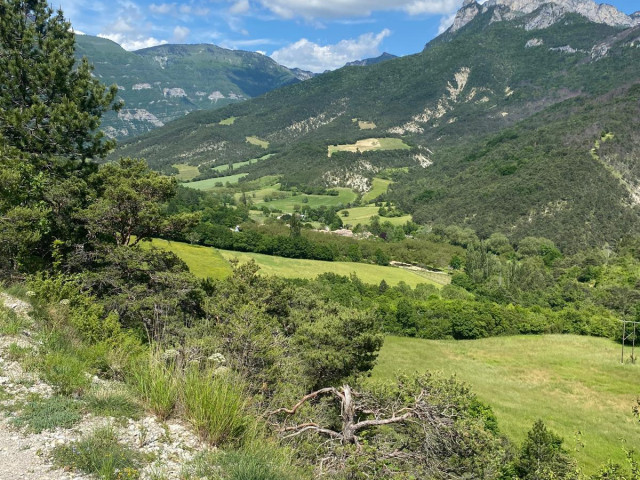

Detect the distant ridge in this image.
[345,53,398,67]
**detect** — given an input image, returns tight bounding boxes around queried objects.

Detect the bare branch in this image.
[266,387,342,416]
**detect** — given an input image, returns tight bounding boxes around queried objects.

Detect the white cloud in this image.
[270,28,391,72]
[257,0,462,19]
[230,0,250,15]
[149,2,175,14]
[437,11,457,33]
[98,32,168,50]
[173,25,190,42]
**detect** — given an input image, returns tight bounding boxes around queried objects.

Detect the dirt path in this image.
[0,293,207,480]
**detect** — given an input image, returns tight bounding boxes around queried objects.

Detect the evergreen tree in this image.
[0,0,121,161]
[0,0,121,273]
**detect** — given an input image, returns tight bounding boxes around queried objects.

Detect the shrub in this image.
[11,395,83,433]
[52,425,143,480]
[40,351,90,396]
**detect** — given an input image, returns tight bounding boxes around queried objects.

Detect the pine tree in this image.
[0,0,121,272]
[0,0,121,161]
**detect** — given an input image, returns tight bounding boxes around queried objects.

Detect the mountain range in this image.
[111,0,640,251]
[75,35,308,139]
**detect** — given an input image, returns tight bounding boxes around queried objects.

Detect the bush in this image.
[182,444,304,480]
[11,395,83,433]
[40,351,91,396]
[52,425,143,480]
[85,386,143,420]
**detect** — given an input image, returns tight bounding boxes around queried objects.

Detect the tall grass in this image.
[128,354,179,420]
[182,367,254,447]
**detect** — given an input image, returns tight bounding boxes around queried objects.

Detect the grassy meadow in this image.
[148,239,232,279]
[328,138,410,157]
[372,335,640,473]
[184,173,249,190]
[246,136,269,149]
[362,178,392,203]
[218,250,441,287]
[149,238,442,287]
[172,163,201,181]
[342,205,412,226]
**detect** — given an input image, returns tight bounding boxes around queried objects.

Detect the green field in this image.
[246,136,269,149]
[362,178,392,203]
[372,335,640,472]
[260,188,357,212]
[219,116,236,125]
[219,250,442,287]
[150,238,441,287]
[172,163,200,181]
[358,121,377,130]
[342,205,412,226]
[328,137,410,157]
[148,239,232,279]
[184,173,248,190]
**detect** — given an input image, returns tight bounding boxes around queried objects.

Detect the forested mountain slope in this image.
[75,35,304,139]
[114,0,640,250]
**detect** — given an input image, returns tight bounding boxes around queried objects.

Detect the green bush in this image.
[52,425,143,480]
[40,351,91,396]
[182,444,304,480]
[11,395,83,433]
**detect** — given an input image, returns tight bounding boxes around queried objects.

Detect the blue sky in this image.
[60,0,640,72]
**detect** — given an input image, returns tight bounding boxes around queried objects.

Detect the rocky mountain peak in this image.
[449,0,640,33]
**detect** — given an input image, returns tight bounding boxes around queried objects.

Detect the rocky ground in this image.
[0,294,208,480]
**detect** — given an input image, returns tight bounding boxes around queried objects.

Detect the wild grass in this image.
[128,354,179,420]
[0,305,29,335]
[39,350,91,396]
[11,395,83,433]
[371,334,640,473]
[85,386,143,420]
[52,425,143,480]
[182,444,303,480]
[182,368,253,447]
[4,342,33,362]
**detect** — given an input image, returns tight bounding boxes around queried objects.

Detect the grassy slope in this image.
[362,178,392,203]
[328,138,410,157]
[150,238,440,287]
[372,335,640,472]
[184,173,249,190]
[342,206,412,226]
[149,239,232,279]
[219,250,440,287]
[173,164,201,181]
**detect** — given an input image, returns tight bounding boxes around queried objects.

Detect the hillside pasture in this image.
[147,239,232,279]
[219,116,236,125]
[246,136,269,149]
[358,120,377,130]
[372,335,640,473]
[342,206,412,227]
[183,173,248,190]
[219,250,442,288]
[328,137,410,157]
[172,163,200,181]
[362,178,392,203]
